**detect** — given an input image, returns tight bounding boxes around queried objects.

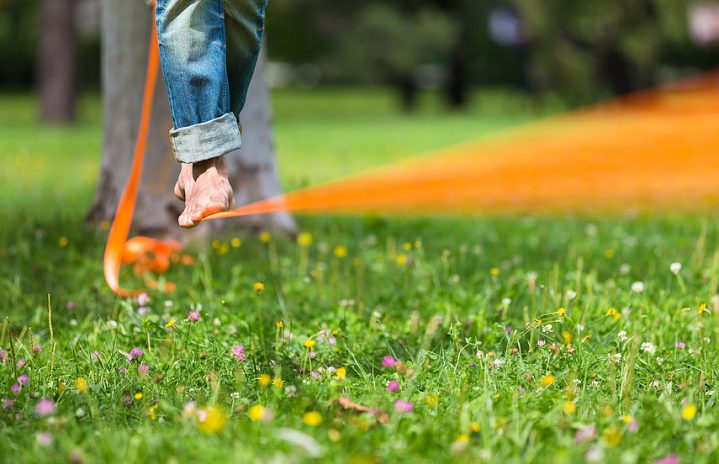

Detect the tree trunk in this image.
[87,0,295,240]
[38,0,77,123]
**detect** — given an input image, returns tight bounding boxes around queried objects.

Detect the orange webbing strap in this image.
[103,6,162,297]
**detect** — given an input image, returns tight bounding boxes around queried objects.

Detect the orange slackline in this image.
[103,6,164,297]
[104,11,719,296]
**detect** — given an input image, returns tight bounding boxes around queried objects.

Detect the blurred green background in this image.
[3,0,719,222]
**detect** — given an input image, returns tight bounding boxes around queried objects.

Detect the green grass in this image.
[0,89,716,463]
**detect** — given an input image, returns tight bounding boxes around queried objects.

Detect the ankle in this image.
[192,156,227,178]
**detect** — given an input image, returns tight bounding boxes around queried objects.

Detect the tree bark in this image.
[38,0,78,123]
[87,0,295,240]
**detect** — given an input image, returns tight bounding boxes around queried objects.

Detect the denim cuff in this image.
[169,112,242,163]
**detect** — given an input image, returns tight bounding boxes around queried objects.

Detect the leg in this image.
[224,0,268,119]
[155,0,236,227]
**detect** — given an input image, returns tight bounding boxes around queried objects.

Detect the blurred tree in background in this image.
[2,0,719,115]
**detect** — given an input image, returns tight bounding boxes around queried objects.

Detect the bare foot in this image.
[174,156,233,228]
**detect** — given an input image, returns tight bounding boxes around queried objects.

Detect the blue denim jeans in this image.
[155,0,267,163]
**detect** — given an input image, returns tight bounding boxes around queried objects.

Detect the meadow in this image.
[0,89,716,463]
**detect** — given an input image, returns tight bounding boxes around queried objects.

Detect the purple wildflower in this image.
[137,293,151,305]
[394,400,413,413]
[32,344,42,353]
[11,384,20,395]
[118,367,128,375]
[574,424,597,444]
[327,336,337,346]
[653,455,680,464]
[138,306,150,316]
[231,345,246,362]
[122,395,132,406]
[2,398,13,409]
[17,374,29,386]
[627,418,640,433]
[187,309,200,322]
[66,300,77,310]
[675,341,686,349]
[386,380,400,392]
[0,349,6,362]
[382,356,397,368]
[16,358,25,368]
[91,351,101,360]
[138,364,149,375]
[36,432,54,446]
[127,347,143,362]
[35,398,56,417]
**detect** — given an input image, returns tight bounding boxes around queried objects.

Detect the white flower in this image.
[566,289,577,300]
[670,262,682,275]
[617,330,628,342]
[656,357,664,366]
[501,297,512,306]
[649,380,662,389]
[542,324,553,334]
[641,342,656,354]
[631,281,645,293]
[213,318,221,326]
[608,353,622,363]
[619,264,631,275]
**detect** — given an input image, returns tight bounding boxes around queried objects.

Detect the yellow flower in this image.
[334,246,347,258]
[303,339,316,349]
[563,401,576,415]
[557,307,566,316]
[396,255,408,266]
[424,394,440,408]
[248,404,267,422]
[603,426,622,447]
[541,374,555,387]
[272,377,284,388]
[403,242,412,251]
[259,231,271,243]
[253,282,265,292]
[134,392,143,400]
[165,319,176,328]
[489,267,500,276]
[604,248,615,259]
[58,236,69,248]
[470,422,481,433]
[606,308,621,321]
[622,415,634,423]
[197,406,227,434]
[74,377,89,394]
[561,330,572,343]
[230,238,242,248]
[218,243,229,255]
[258,374,271,387]
[336,367,347,379]
[297,232,313,247]
[211,239,221,250]
[276,321,284,329]
[682,403,697,421]
[698,303,707,315]
[414,239,422,249]
[327,429,341,442]
[456,434,470,443]
[146,404,158,421]
[303,411,322,426]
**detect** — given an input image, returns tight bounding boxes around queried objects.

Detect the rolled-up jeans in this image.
[155,0,267,163]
